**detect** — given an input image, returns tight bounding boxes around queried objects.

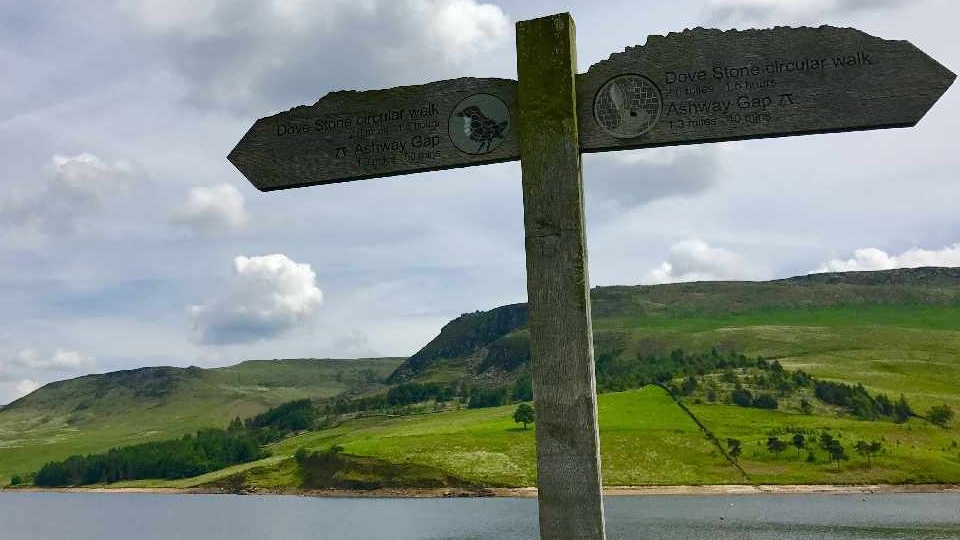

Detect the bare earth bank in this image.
[5,484,960,498]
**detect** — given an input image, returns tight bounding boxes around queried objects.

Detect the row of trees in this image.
[813,381,913,422]
[322,375,535,415]
[726,432,884,468]
[596,348,756,393]
[33,429,267,487]
[675,357,950,428]
[32,398,323,487]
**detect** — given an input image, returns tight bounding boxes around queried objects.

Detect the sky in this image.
[1,0,958,404]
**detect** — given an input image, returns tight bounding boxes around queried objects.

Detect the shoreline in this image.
[5,484,960,498]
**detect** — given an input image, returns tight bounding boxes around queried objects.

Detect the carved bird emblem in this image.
[456,105,508,152]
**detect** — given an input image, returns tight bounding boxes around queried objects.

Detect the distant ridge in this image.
[386,267,960,383]
[776,266,960,286]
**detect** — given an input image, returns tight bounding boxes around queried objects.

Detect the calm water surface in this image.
[1,492,959,540]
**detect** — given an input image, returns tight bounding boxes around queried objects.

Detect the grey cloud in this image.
[583,146,720,214]
[706,0,913,25]
[120,0,512,114]
[1,153,148,235]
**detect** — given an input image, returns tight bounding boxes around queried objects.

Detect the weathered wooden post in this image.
[227,11,954,540]
[516,13,605,540]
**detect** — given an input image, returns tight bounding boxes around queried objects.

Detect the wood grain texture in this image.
[578,26,956,153]
[517,13,606,540]
[228,78,519,191]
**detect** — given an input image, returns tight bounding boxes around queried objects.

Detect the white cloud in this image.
[0,349,97,385]
[706,0,911,24]
[813,243,960,273]
[189,254,324,345]
[15,379,41,398]
[120,0,511,112]
[170,184,249,234]
[11,349,96,372]
[645,240,768,284]
[1,152,146,234]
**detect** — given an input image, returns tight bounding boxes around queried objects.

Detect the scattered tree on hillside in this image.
[9,475,22,486]
[855,440,883,468]
[792,433,806,453]
[928,405,954,428]
[820,433,848,468]
[513,403,535,430]
[726,438,742,461]
[767,437,787,458]
[800,398,813,415]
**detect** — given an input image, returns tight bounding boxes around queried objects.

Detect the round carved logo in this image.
[593,75,663,138]
[449,94,511,155]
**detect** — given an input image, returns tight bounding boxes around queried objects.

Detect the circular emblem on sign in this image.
[449,93,511,155]
[593,75,663,138]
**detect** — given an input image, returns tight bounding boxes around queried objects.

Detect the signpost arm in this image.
[516,13,606,540]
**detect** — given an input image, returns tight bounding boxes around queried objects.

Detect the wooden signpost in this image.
[230,12,954,540]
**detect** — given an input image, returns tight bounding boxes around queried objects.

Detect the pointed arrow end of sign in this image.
[914,48,957,125]
[227,120,278,193]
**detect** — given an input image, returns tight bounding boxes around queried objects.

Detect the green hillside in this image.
[99,385,960,491]
[3,267,960,488]
[0,358,403,482]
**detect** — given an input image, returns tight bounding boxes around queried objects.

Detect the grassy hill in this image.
[3,267,960,488]
[0,358,403,482]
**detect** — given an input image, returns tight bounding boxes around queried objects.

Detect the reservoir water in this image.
[2,492,959,539]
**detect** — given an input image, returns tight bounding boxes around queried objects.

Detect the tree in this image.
[855,440,882,468]
[893,395,913,423]
[731,388,753,407]
[513,403,535,430]
[823,439,848,468]
[928,404,954,428]
[680,376,698,396]
[294,447,310,464]
[800,398,813,415]
[873,394,894,417]
[512,374,533,402]
[752,393,779,410]
[767,437,787,458]
[9,475,22,486]
[726,438,742,461]
[792,433,806,453]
